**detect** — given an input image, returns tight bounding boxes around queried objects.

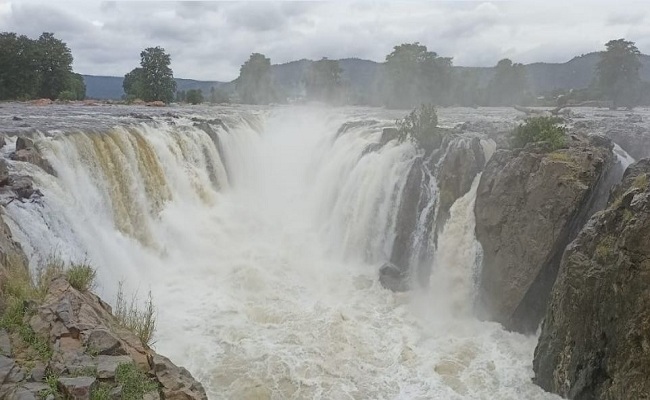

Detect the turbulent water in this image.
[1,105,562,399]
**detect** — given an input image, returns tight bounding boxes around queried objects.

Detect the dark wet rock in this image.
[379,262,410,292]
[11,117,22,122]
[0,159,9,186]
[380,128,399,144]
[533,158,650,399]
[127,113,153,120]
[335,120,379,139]
[0,135,6,149]
[475,133,615,332]
[15,137,33,152]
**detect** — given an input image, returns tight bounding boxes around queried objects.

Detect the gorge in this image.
[0,103,648,399]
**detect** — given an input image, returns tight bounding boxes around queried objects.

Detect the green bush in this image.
[65,263,96,292]
[115,284,157,346]
[115,363,159,399]
[396,103,438,142]
[512,116,567,150]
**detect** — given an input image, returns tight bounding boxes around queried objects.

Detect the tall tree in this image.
[597,39,642,109]
[36,32,74,100]
[486,59,529,106]
[236,53,276,104]
[124,47,176,103]
[305,58,343,102]
[383,43,452,108]
[0,33,40,100]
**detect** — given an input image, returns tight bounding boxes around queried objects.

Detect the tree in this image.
[65,73,86,100]
[383,43,453,109]
[36,32,74,100]
[124,47,176,103]
[123,68,145,100]
[486,59,529,106]
[597,39,642,109]
[186,89,203,104]
[0,33,40,100]
[236,53,276,104]
[305,58,343,102]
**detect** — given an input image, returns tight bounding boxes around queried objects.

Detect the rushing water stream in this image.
[1,105,561,399]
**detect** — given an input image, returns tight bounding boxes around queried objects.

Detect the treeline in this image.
[0,32,85,101]
[233,39,650,109]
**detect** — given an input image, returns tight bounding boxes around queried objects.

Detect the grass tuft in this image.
[114,283,157,347]
[65,263,97,292]
[115,363,159,400]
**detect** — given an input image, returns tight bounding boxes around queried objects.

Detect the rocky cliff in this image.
[380,129,487,291]
[533,159,650,399]
[475,133,614,332]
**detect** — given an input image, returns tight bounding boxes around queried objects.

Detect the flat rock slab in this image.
[94,355,133,379]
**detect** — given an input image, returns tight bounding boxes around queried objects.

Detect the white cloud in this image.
[2,1,649,81]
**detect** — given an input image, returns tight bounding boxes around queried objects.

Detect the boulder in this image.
[94,355,133,379]
[150,354,208,400]
[379,262,409,292]
[10,147,56,176]
[475,133,614,332]
[0,135,6,149]
[533,158,650,399]
[15,137,33,152]
[57,376,97,400]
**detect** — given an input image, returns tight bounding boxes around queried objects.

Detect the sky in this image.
[1,1,649,82]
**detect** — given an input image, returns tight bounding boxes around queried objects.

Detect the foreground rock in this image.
[533,159,650,399]
[1,277,208,399]
[475,133,614,332]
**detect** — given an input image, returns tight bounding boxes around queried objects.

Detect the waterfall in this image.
[1,106,559,399]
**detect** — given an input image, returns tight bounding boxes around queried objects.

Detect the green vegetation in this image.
[306,58,344,102]
[186,89,204,105]
[123,46,176,103]
[236,53,276,104]
[90,384,113,400]
[486,59,530,106]
[396,104,439,143]
[383,42,452,109]
[40,373,60,399]
[0,32,85,100]
[65,263,97,292]
[114,283,157,346]
[595,236,617,262]
[511,116,567,151]
[115,363,159,399]
[597,39,642,109]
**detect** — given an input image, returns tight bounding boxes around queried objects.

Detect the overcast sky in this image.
[1,1,648,81]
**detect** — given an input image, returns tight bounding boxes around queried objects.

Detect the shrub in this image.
[511,116,567,150]
[396,103,438,143]
[633,173,649,190]
[65,263,96,292]
[114,283,157,346]
[57,90,77,101]
[115,363,159,399]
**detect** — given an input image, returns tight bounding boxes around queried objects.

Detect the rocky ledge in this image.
[475,133,615,332]
[0,276,207,400]
[533,158,650,399]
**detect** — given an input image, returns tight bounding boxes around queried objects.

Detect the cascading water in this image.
[1,106,559,399]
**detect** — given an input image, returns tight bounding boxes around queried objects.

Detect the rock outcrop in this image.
[475,133,614,332]
[0,277,208,400]
[381,131,487,291]
[9,136,56,176]
[533,158,650,399]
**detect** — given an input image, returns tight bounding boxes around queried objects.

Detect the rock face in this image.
[533,158,650,399]
[1,277,208,400]
[475,134,614,332]
[383,131,487,291]
[9,136,56,176]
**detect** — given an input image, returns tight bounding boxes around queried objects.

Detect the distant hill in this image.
[83,75,229,100]
[83,53,650,100]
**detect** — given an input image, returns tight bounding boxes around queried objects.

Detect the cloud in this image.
[1,1,648,81]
